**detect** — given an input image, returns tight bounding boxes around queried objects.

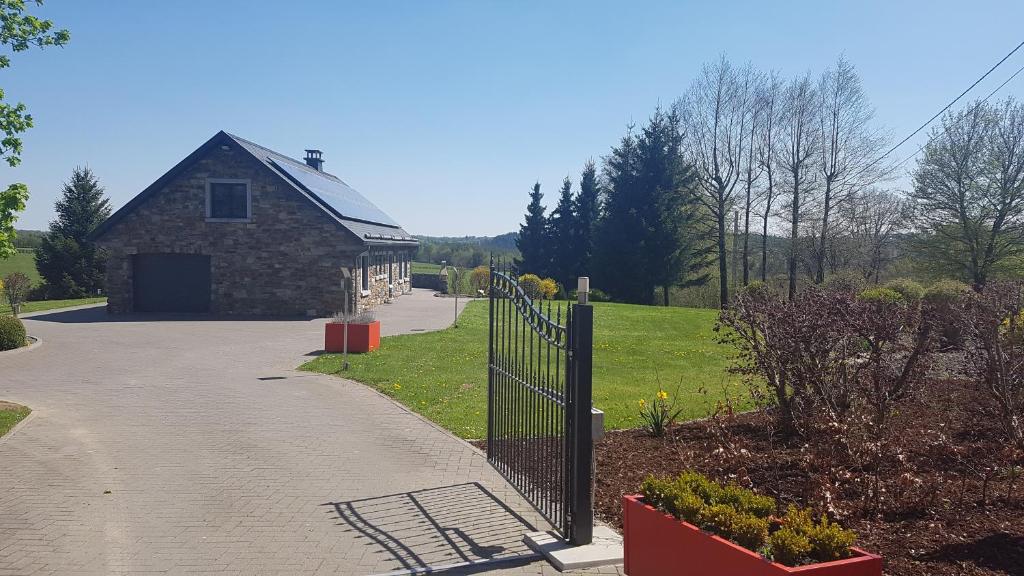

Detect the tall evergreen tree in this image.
[573,160,601,279]
[547,176,576,288]
[596,126,645,302]
[35,167,111,298]
[640,108,712,305]
[514,182,548,276]
[597,110,711,304]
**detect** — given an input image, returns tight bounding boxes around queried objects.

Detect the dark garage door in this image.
[133,253,212,313]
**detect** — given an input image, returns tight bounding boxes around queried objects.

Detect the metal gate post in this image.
[486,257,496,458]
[569,281,594,546]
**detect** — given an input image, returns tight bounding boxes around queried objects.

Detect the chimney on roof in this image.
[304,149,324,171]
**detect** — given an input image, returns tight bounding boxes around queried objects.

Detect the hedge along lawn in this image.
[301,300,742,439]
[0,402,30,438]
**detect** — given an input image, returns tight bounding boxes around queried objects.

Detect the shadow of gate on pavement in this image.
[324,482,542,574]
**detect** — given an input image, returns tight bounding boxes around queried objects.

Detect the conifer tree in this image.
[35,167,111,298]
[573,160,600,280]
[547,176,576,288]
[514,182,548,277]
[597,110,711,304]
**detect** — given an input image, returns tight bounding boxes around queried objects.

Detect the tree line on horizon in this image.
[515,55,1024,306]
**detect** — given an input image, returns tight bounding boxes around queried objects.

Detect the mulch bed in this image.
[594,377,1023,576]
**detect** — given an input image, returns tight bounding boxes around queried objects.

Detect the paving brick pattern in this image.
[0,298,621,575]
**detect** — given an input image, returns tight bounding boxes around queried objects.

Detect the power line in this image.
[886,61,1024,176]
[860,39,1024,178]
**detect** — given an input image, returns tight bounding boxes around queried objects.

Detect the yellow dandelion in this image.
[656,390,669,401]
[638,399,647,409]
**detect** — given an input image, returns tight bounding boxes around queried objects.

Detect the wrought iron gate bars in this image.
[486,257,593,545]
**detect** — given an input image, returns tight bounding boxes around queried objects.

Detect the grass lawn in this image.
[301,300,742,439]
[0,402,30,438]
[411,261,442,274]
[0,252,41,285]
[14,297,106,315]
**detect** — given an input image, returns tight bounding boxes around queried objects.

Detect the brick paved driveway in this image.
[0,294,621,575]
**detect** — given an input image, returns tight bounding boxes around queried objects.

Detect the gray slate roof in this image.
[225,133,416,245]
[91,131,416,247]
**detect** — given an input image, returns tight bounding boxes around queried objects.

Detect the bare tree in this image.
[756,72,783,283]
[911,98,1024,287]
[776,73,820,299]
[682,56,751,307]
[813,57,887,284]
[741,71,765,286]
[844,189,910,282]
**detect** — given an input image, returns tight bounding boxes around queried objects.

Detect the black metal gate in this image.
[486,259,593,545]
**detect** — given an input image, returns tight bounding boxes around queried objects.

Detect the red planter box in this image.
[325,321,380,353]
[623,495,881,576]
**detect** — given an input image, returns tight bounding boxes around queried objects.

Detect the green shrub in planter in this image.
[769,527,812,566]
[732,514,770,551]
[0,315,26,350]
[640,472,857,567]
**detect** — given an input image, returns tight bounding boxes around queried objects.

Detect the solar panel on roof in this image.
[269,158,399,227]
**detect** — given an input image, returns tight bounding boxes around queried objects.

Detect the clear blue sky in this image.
[7,0,1024,236]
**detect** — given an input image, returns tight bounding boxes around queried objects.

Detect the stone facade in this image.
[97,144,414,316]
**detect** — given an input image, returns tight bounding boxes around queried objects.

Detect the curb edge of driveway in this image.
[0,410,36,446]
[0,334,42,356]
[299,368,489,459]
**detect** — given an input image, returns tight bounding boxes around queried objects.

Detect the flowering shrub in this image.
[517,273,543,299]
[538,277,558,300]
[638,389,682,437]
[640,472,856,566]
[469,266,490,293]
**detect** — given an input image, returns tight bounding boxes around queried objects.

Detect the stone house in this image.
[91,131,417,316]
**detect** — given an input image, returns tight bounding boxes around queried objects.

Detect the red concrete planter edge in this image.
[324,320,380,353]
[622,495,882,576]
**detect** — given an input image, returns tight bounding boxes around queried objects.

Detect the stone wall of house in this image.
[353,249,415,314]
[97,144,404,316]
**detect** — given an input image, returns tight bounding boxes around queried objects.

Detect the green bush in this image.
[469,266,490,293]
[698,504,738,537]
[589,288,611,302]
[732,514,770,551]
[0,315,26,351]
[769,527,812,566]
[639,472,855,566]
[924,279,972,305]
[807,515,858,562]
[883,278,925,302]
[857,286,905,305]
[670,491,705,525]
[518,273,543,299]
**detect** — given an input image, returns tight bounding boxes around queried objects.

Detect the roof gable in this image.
[91,131,417,246]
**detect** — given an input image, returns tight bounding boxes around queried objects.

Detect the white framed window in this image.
[206,178,251,221]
